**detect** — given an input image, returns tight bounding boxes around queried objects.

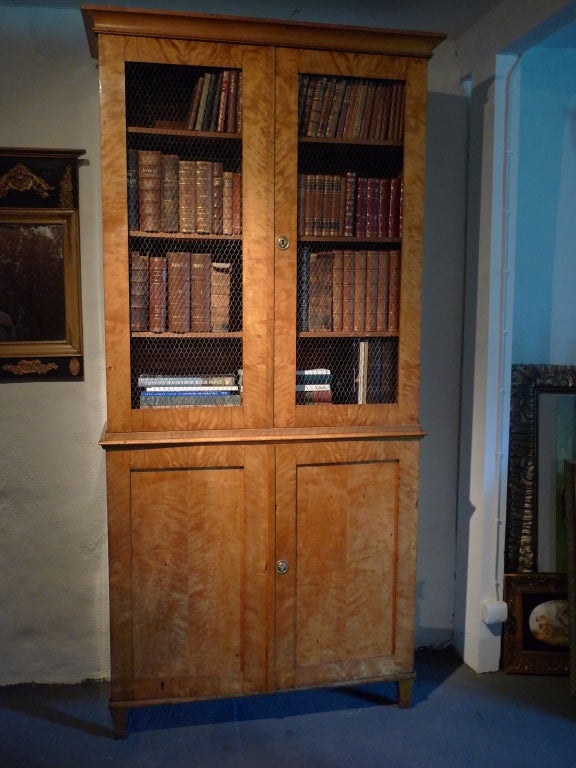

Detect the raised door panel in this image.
[275,439,419,690]
[106,444,275,704]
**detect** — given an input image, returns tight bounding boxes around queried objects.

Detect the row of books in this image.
[130,251,233,333]
[298,172,402,239]
[137,373,241,408]
[299,75,405,142]
[296,368,332,404]
[186,69,242,133]
[298,249,400,334]
[128,150,242,235]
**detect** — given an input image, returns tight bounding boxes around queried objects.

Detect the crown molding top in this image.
[81,4,445,60]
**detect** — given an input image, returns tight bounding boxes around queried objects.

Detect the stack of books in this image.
[138,374,241,408]
[296,368,332,404]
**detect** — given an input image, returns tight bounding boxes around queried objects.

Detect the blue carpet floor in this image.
[1,647,575,767]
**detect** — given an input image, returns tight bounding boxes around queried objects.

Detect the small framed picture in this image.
[0,148,84,379]
[503,572,569,675]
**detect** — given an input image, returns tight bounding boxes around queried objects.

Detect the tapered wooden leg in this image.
[397,678,414,708]
[110,706,128,739]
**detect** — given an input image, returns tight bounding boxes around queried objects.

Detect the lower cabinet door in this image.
[274,439,420,690]
[106,444,275,704]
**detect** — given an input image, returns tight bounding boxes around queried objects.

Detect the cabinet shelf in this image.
[128,126,242,140]
[132,331,242,338]
[129,230,241,240]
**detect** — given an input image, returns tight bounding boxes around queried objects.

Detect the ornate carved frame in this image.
[0,148,84,379]
[506,364,576,572]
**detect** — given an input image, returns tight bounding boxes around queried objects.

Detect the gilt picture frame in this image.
[503,572,569,675]
[0,149,84,379]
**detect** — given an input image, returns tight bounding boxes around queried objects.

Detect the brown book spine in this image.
[138,150,161,232]
[212,162,223,235]
[299,74,315,135]
[148,255,167,333]
[353,250,367,332]
[313,174,325,236]
[332,250,343,332]
[329,174,341,236]
[194,72,213,131]
[376,250,390,332]
[342,250,355,332]
[388,176,402,238]
[335,81,352,138]
[167,251,191,333]
[344,172,357,237]
[190,252,211,332]
[297,173,306,236]
[366,178,380,238]
[195,160,213,234]
[317,77,336,137]
[387,250,401,333]
[365,251,379,332]
[216,69,231,132]
[378,178,392,238]
[222,171,234,235]
[130,251,148,332]
[160,154,179,232]
[306,75,327,137]
[127,148,139,231]
[210,261,231,332]
[178,160,196,233]
[232,172,242,235]
[308,251,333,332]
[226,70,239,133]
[325,78,346,138]
[187,74,205,130]
[355,177,368,239]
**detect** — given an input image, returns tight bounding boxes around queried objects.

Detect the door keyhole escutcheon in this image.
[275,559,289,575]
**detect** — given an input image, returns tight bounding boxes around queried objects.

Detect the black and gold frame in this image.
[506,364,576,572]
[0,148,85,379]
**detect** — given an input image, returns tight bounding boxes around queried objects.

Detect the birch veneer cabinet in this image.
[83,5,443,737]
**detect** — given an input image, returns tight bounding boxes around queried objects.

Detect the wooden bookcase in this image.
[82,5,443,737]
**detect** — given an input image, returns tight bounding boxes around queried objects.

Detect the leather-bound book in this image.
[342,250,355,332]
[365,250,379,332]
[190,252,211,332]
[148,255,167,332]
[167,251,191,333]
[210,261,231,332]
[331,250,343,332]
[353,250,367,332]
[195,160,213,234]
[212,161,223,235]
[232,172,242,235]
[127,148,139,231]
[138,149,161,232]
[375,250,390,332]
[387,249,401,333]
[388,176,402,238]
[178,160,196,233]
[130,251,148,331]
[160,154,179,232]
[307,251,333,332]
[222,171,234,235]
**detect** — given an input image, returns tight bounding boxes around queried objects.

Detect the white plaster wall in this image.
[0,7,109,684]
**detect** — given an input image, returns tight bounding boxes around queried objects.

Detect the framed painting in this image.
[0,148,84,379]
[503,572,569,675]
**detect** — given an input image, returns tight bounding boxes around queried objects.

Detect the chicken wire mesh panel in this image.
[296,73,403,406]
[125,62,243,409]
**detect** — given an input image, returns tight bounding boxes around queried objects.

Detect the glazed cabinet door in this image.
[274,440,420,692]
[273,48,428,429]
[105,443,275,705]
[97,34,274,433]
